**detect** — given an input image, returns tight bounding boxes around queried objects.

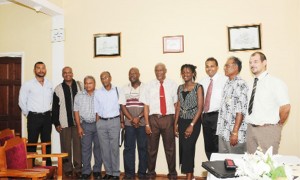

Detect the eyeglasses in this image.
[224,63,236,68]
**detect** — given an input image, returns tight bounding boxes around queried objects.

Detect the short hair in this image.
[205,57,218,66]
[34,61,45,69]
[101,71,111,77]
[154,63,166,70]
[229,56,242,72]
[251,51,267,61]
[84,75,95,83]
[180,64,197,81]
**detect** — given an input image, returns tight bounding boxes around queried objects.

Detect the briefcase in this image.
[202,160,237,178]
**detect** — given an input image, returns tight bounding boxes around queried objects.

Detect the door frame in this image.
[0,52,25,137]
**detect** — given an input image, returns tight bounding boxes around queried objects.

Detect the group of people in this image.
[18,51,290,180]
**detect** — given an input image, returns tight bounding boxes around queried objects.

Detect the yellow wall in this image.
[1,0,300,176]
[0,3,52,80]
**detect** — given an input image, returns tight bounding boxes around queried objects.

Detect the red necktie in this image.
[160,82,167,115]
[204,79,213,112]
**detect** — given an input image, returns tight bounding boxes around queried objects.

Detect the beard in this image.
[35,72,45,78]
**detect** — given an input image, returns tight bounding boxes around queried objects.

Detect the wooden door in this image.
[0,57,22,135]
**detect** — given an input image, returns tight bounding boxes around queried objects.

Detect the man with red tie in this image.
[140,63,178,180]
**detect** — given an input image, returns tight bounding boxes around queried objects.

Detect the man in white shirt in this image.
[140,63,178,179]
[199,57,227,160]
[18,61,53,166]
[246,52,291,154]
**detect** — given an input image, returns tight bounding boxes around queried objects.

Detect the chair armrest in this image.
[27,153,68,159]
[26,142,51,146]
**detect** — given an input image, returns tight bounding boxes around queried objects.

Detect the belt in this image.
[82,121,96,124]
[151,114,173,119]
[101,115,120,121]
[203,111,219,115]
[29,111,50,116]
[250,123,277,127]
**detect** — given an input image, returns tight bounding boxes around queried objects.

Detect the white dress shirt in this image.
[140,78,178,115]
[94,86,120,118]
[18,78,53,116]
[199,73,228,112]
[245,71,290,125]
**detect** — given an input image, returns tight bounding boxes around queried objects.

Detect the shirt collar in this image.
[101,85,116,91]
[256,71,268,80]
[83,89,94,96]
[210,73,220,80]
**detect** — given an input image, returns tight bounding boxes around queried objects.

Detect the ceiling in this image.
[0,0,10,4]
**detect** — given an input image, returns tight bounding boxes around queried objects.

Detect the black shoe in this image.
[82,173,91,179]
[93,172,102,179]
[123,175,134,180]
[103,174,112,179]
[138,174,146,179]
[75,172,82,178]
[111,176,119,180]
[65,171,73,177]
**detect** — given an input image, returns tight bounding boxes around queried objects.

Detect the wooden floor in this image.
[62,172,207,179]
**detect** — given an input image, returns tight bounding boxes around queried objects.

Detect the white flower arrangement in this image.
[235,146,293,180]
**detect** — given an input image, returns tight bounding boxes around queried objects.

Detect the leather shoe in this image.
[75,172,82,178]
[93,172,102,179]
[65,171,73,177]
[123,175,134,180]
[103,174,112,179]
[111,176,119,179]
[82,173,91,179]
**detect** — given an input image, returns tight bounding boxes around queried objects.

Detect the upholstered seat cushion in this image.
[5,142,27,169]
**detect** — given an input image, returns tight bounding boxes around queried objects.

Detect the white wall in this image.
[1,0,300,176]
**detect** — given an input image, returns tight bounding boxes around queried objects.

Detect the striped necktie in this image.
[248,78,258,115]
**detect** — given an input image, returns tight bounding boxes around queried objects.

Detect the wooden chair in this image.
[3,137,68,179]
[0,139,48,180]
[0,128,15,146]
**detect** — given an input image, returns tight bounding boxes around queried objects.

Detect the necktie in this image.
[160,82,167,115]
[248,78,258,115]
[204,79,213,112]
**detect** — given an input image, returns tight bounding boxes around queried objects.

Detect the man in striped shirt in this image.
[119,68,147,180]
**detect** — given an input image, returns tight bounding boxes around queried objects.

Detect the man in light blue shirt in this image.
[18,61,53,166]
[94,71,122,180]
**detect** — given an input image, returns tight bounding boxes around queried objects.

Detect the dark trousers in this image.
[147,115,177,178]
[123,125,147,177]
[27,111,52,166]
[60,126,82,173]
[178,118,201,173]
[202,112,219,160]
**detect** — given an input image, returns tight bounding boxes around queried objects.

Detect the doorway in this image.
[0,57,22,135]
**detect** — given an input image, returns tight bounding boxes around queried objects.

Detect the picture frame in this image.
[228,25,261,52]
[163,35,184,53]
[94,33,121,57]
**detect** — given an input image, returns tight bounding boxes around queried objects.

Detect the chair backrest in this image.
[0,129,15,146]
[4,137,28,169]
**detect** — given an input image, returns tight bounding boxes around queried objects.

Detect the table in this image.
[207,153,300,180]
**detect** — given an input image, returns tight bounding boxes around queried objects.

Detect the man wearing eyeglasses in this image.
[94,71,122,179]
[216,56,249,154]
[119,67,147,180]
